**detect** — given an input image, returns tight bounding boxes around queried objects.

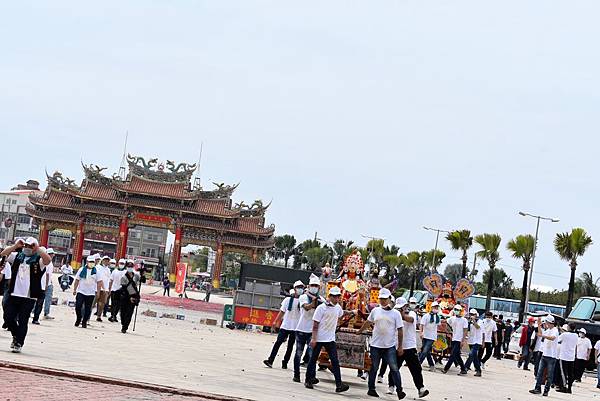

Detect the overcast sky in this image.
[2,1,599,290]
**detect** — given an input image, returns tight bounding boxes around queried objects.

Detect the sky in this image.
[1,1,599,291]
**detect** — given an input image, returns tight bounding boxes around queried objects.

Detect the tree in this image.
[304,247,329,271]
[481,267,515,298]
[405,251,422,297]
[443,263,463,284]
[555,228,593,316]
[475,233,502,311]
[423,249,446,272]
[332,239,354,271]
[576,272,600,297]
[446,229,473,278]
[273,235,297,268]
[507,234,536,322]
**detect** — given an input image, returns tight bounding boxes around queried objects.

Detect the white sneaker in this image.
[481,363,485,370]
[387,386,395,395]
[12,344,22,353]
[418,387,430,398]
[377,375,383,383]
[361,372,368,380]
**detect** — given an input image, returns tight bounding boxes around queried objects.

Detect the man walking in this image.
[95,255,111,322]
[479,311,497,369]
[108,258,126,322]
[32,247,56,324]
[518,317,536,371]
[293,275,323,383]
[529,315,559,396]
[574,328,592,382]
[556,323,577,393]
[464,308,483,376]
[443,305,468,375]
[120,260,141,333]
[494,315,506,359]
[263,280,305,369]
[0,237,52,353]
[304,286,350,393]
[419,301,441,372]
[162,275,170,296]
[73,255,102,328]
[359,288,406,399]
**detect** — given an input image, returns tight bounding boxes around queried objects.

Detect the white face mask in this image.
[126,267,134,273]
[431,308,439,314]
[309,287,319,295]
[295,288,304,296]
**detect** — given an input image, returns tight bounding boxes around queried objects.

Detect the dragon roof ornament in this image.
[238,199,272,217]
[126,154,196,183]
[46,170,78,189]
[82,163,112,185]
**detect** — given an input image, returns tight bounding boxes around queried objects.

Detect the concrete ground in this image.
[1,280,600,401]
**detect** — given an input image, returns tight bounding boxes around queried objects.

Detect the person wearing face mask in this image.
[32,247,56,324]
[108,258,127,323]
[529,315,559,396]
[442,305,468,375]
[292,275,324,383]
[73,255,102,328]
[419,301,441,372]
[463,309,483,377]
[358,288,405,399]
[390,297,429,398]
[555,323,577,393]
[119,260,140,333]
[478,311,497,369]
[518,317,536,371]
[574,328,592,382]
[0,237,52,353]
[263,280,305,369]
[93,255,111,322]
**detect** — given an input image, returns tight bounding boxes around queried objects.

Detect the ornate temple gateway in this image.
[27,155,275,287]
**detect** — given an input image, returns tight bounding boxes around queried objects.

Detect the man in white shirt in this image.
[594,340,600,389]
[574,328,592,382]
[292,275,324,382]
[304,286,350,393]
[478,311,497,369]
[464,309,483,376]
[419,301,441,371]
[443,305,468,375]
[0,237,52,353]
[108,258,127,323]
[94,255,111,322]
[556,323,577,393]
[530,315,559,396]
[61,263,73,275]
[32,248,56,324]
[1,257,12,328]
[73,255,102,328]
[359,288,405,399]
[264,280,305,369]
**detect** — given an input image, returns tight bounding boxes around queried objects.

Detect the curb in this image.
[0,360,250,401]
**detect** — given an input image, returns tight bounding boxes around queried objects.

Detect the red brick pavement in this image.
[143,294,225,314]
[0,367,220,401]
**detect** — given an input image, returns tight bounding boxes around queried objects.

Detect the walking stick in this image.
[132,273,144,332]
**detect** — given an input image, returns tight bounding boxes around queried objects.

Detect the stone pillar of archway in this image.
[39,220,49,247]
[212,242,224,289]
[71,219,85,269]
[116,215,129,260]
[169,225,183,281]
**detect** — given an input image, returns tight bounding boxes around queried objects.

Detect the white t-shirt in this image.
[576,337,592,360]
[1,262,11,280]
[482,319,497,343]
[296,294,323,333]
[541,327,559,358]
[594,340,600,355]
[368,307,403,349]
[61,264,73,274]
[110,269,126,292]
[96,265,111,291]
[279,297,301,331]
[402,310,418,350]
[420,313,440,341]
[75,267,100,296]
[313,303,343,343]
[6,252,46,299]
[42,262,53,290]
[467,319,484,345]
[534,328,543,352]
[558,332,578,361]
[447,316,468,342]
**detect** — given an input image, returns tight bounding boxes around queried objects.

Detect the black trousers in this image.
[574,358,587,381]
[395,348,424,390]
[110,290,122,319]
[75,293,95,324]
[558,359,575,390]
[163,286,170,296]
[267,328,296,364]
[478,342,494,364]
[4,296,36,345]
[120,298,135,331]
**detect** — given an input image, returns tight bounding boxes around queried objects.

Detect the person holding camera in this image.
[0,237,52,353]
[119,260,141,334]
[464,308,483,376]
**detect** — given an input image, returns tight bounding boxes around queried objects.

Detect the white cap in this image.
[562,324,570,332]
[431,301,439,307]
[469,308,478,315]
[118,259,126,264]
[109,258,116,264]
[409,297,418,304]
[46,248,55,254]
[25,237,38,246]
[92,253,102,261]
[308,274,320,286]
[579,328,587,335]
[395,297,408,309]
[101,255,110,260]
[545,315,555,324]
[329,286,342,296]
[86,255,96,262]
[378,288,392,299]
[454,304,463,311]
[293,280,305,288]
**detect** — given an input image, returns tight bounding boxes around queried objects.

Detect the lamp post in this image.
[423,226,450,272]
[518,211,559,319]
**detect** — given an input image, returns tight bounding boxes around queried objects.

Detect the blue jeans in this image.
[418,338,435,367]
[535,356,556,392]
[519,345,531,369]
[444,341,466,372]
[369,346,402,392]
[464,343,481,372]
[306,341,342,387]
[294,332,312,377]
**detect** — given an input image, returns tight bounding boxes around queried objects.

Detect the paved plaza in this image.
[1,282,599,401]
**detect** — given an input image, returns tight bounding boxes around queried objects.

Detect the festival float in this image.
[422,273,475,361]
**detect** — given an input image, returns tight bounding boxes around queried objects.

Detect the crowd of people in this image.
[0,237,143,352]
[261,277,600,398]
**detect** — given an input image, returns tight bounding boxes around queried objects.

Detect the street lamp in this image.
[423,226,450,272]
[518,211,559,319]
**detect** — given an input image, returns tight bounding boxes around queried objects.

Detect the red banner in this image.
[134,213,171,224]
[233,306,278,326]
[175,262,187,294]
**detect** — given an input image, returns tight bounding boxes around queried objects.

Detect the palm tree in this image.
[554,228,593,316]
[576,272,600,297]
[423,249,446,272]
[406,251,422,297]
[507,234,536,322]
[446,230,473,278]
[443,263,463,284]
[475,233,502,311]
[273,234,297,268]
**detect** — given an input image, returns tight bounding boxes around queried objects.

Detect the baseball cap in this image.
[431,301,439,307]
[579,328,587,335]
[545,315,555,324]
[24,237,38,246]
[454,304,463,311]
[395,297,408,309]
[86,255,96,262]
[293,280,305,288]
[469,308,478,315]
[378,288,392,299]
[329,286,342,296]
